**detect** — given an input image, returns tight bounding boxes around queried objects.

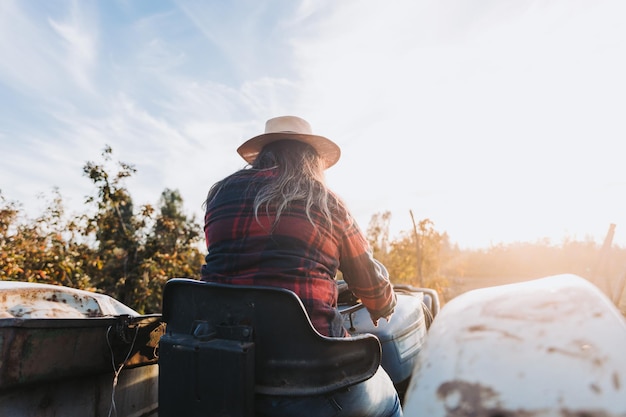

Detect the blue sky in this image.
[1,0,626,249]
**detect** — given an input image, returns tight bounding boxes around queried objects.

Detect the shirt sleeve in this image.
[338,217,397,322]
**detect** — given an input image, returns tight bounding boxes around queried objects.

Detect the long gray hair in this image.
[204,140,338,229]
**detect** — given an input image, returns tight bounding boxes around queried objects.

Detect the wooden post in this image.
[591,223,616,302]
[409,210,423,287]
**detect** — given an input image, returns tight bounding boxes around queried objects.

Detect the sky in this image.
[1,0,625,249]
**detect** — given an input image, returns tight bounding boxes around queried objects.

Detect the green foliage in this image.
[80,147,204,313]
[0,146,204,314]
[0,189,93,288]
[138,189,204,313]
[367,211,453,300]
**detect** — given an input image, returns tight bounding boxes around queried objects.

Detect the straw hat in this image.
[237,116,341,169]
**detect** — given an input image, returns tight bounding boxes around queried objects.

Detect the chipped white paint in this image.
[404,274,626,416]
[0,281,138,318]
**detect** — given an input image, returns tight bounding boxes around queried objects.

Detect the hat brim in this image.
[237,132,341,169]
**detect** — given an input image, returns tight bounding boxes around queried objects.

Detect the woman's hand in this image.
[372,312,393,327]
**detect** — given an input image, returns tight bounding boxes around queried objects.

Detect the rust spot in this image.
[437,381,507,417]
[468,325,488,332]
[589,383,601,394]
[612,372,620,390]
[437,380,617,417]
[545,344,605,368]
[466,325,522,341]
[561,411,615,417]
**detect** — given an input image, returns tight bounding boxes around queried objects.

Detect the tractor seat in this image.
[158,278,381,417]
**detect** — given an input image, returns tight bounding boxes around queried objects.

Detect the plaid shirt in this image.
[201,169,396,337]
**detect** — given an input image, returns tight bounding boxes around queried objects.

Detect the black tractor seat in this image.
[158,278,382,417]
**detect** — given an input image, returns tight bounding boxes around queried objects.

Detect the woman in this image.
[201,115,401,417]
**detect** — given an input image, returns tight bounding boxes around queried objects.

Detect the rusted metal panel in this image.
[403,274,626,417]
[0,314,163,389]
[0,281,163,388]
[0,281,164,416]
[0,363,159,417]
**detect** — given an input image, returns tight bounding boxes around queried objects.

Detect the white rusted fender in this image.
[0,281,138,318]
[403,274,626,417]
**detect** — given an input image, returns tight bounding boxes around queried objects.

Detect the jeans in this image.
[255,366,402,417]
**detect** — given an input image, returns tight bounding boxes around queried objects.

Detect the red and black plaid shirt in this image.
[201,169,396,337]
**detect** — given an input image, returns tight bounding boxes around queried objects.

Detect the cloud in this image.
[176,0,301,82]
[0,1,61,95]
[0,1,101,99]
[281,0,626,246]
[2,0,626,248]
[48,2,99,93]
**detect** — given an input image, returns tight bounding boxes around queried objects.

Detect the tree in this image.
[0,189,93,288]
[366,211,451,298]
[139,189,204,312]
[81,146,204,313]
[1,147,204,313]
[82,145,144,307]
[366,211,392,266]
